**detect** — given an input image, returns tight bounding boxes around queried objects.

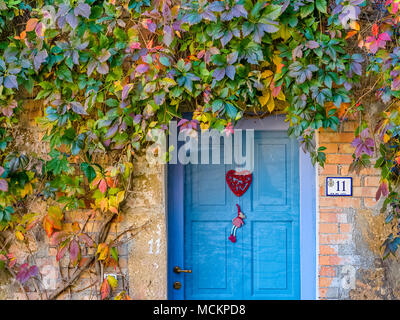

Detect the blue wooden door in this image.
[175,131,300,299]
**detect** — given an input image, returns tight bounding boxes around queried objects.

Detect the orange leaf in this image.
[14,31,26,40]
[43,216,54,237]
[345,30,358,39]
[26,18,38,32]
[100,278,111,300]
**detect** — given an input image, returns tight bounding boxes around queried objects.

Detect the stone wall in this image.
[0,100,167,300]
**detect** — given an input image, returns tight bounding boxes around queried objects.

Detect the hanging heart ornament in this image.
[225,170,252,197]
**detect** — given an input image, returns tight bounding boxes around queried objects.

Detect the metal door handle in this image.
[173,266,192,273]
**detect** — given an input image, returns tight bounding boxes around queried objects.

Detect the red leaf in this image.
[69,240,80,266]
[78,233,94,247]
[99,179,107,194]
[372,23,379,37]
[50,231,68,246]
[56,242,69,261]
[100,277,111,300]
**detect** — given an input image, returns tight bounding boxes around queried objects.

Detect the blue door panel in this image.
[179,130,300,299]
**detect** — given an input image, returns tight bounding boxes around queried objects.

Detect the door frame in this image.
[167,115,317,300]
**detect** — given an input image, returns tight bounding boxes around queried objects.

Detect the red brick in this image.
[320,213,338,223]
[353,187,377,198]
[319,208,343,213]
[319,277,333,288]
[319,255,341,265]
[322,143,339,153]
[319,223,339,234]
[342,121,358,132]
[319,245,337,255]
[326,154,354,164]
[319,132,355,143]
[364,176,380,187]
[340,223,351,233]
[364,197,378,208]
[319,233,350,245]
[338,143,354,154]
[319,266,337,277]
[319,197,361,208]
[320,165,338,175]
[340,165,379,176]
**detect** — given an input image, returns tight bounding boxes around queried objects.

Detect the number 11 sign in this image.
[326,177,352,196]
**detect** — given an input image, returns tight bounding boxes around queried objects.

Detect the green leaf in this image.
[316,0,327,13]
[110,247,118,262]
[81,162,96,183]
[300,3,314,18]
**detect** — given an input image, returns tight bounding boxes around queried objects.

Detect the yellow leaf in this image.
[15,231,24,241]
[99,198,108,212]
[273,54,284,74]
[258,91,270,107]
[349,21,360,31]
[96,243,109,261]
[116,191,125,204]
[267,96,275,113]
[21,183,33,197]
[277,90,286,101]
[261,70,273,79]
[200,122,210,130]
[279,25,291,41]
[107,275,118,289]
[384,134,391,143]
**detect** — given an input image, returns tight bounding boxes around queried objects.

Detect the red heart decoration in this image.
[226,170,252,197]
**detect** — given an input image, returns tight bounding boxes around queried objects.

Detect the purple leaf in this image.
[220,31,232,47]
[154,92,165,105]
[213,68,225,81]
[225,65,236,80]
[4,75,17,89]
[122,84,133,101]
[163,25,174,46]
[231,5,247,18]
[352,62,362,76]
[208,1,225,12]
[0,179,8,192]
[69,240,80,265]
[87,60,97,76]
[226,51,238,65]
[33,50,48,71]
[70,101,88,115]
[97,62,109,75]
[105,122,119,139]
[66,12,78,29]
[16,264,38,284]
[74,3,91,18]
[305,41,320,49]
[136,64,149,74]
[98,49,111,63]
[78,233,94,247]
[133,114,142,124]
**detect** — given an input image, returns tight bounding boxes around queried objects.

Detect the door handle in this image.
[173,266,192,274]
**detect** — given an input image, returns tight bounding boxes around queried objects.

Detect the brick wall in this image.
[317,121,381,299]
